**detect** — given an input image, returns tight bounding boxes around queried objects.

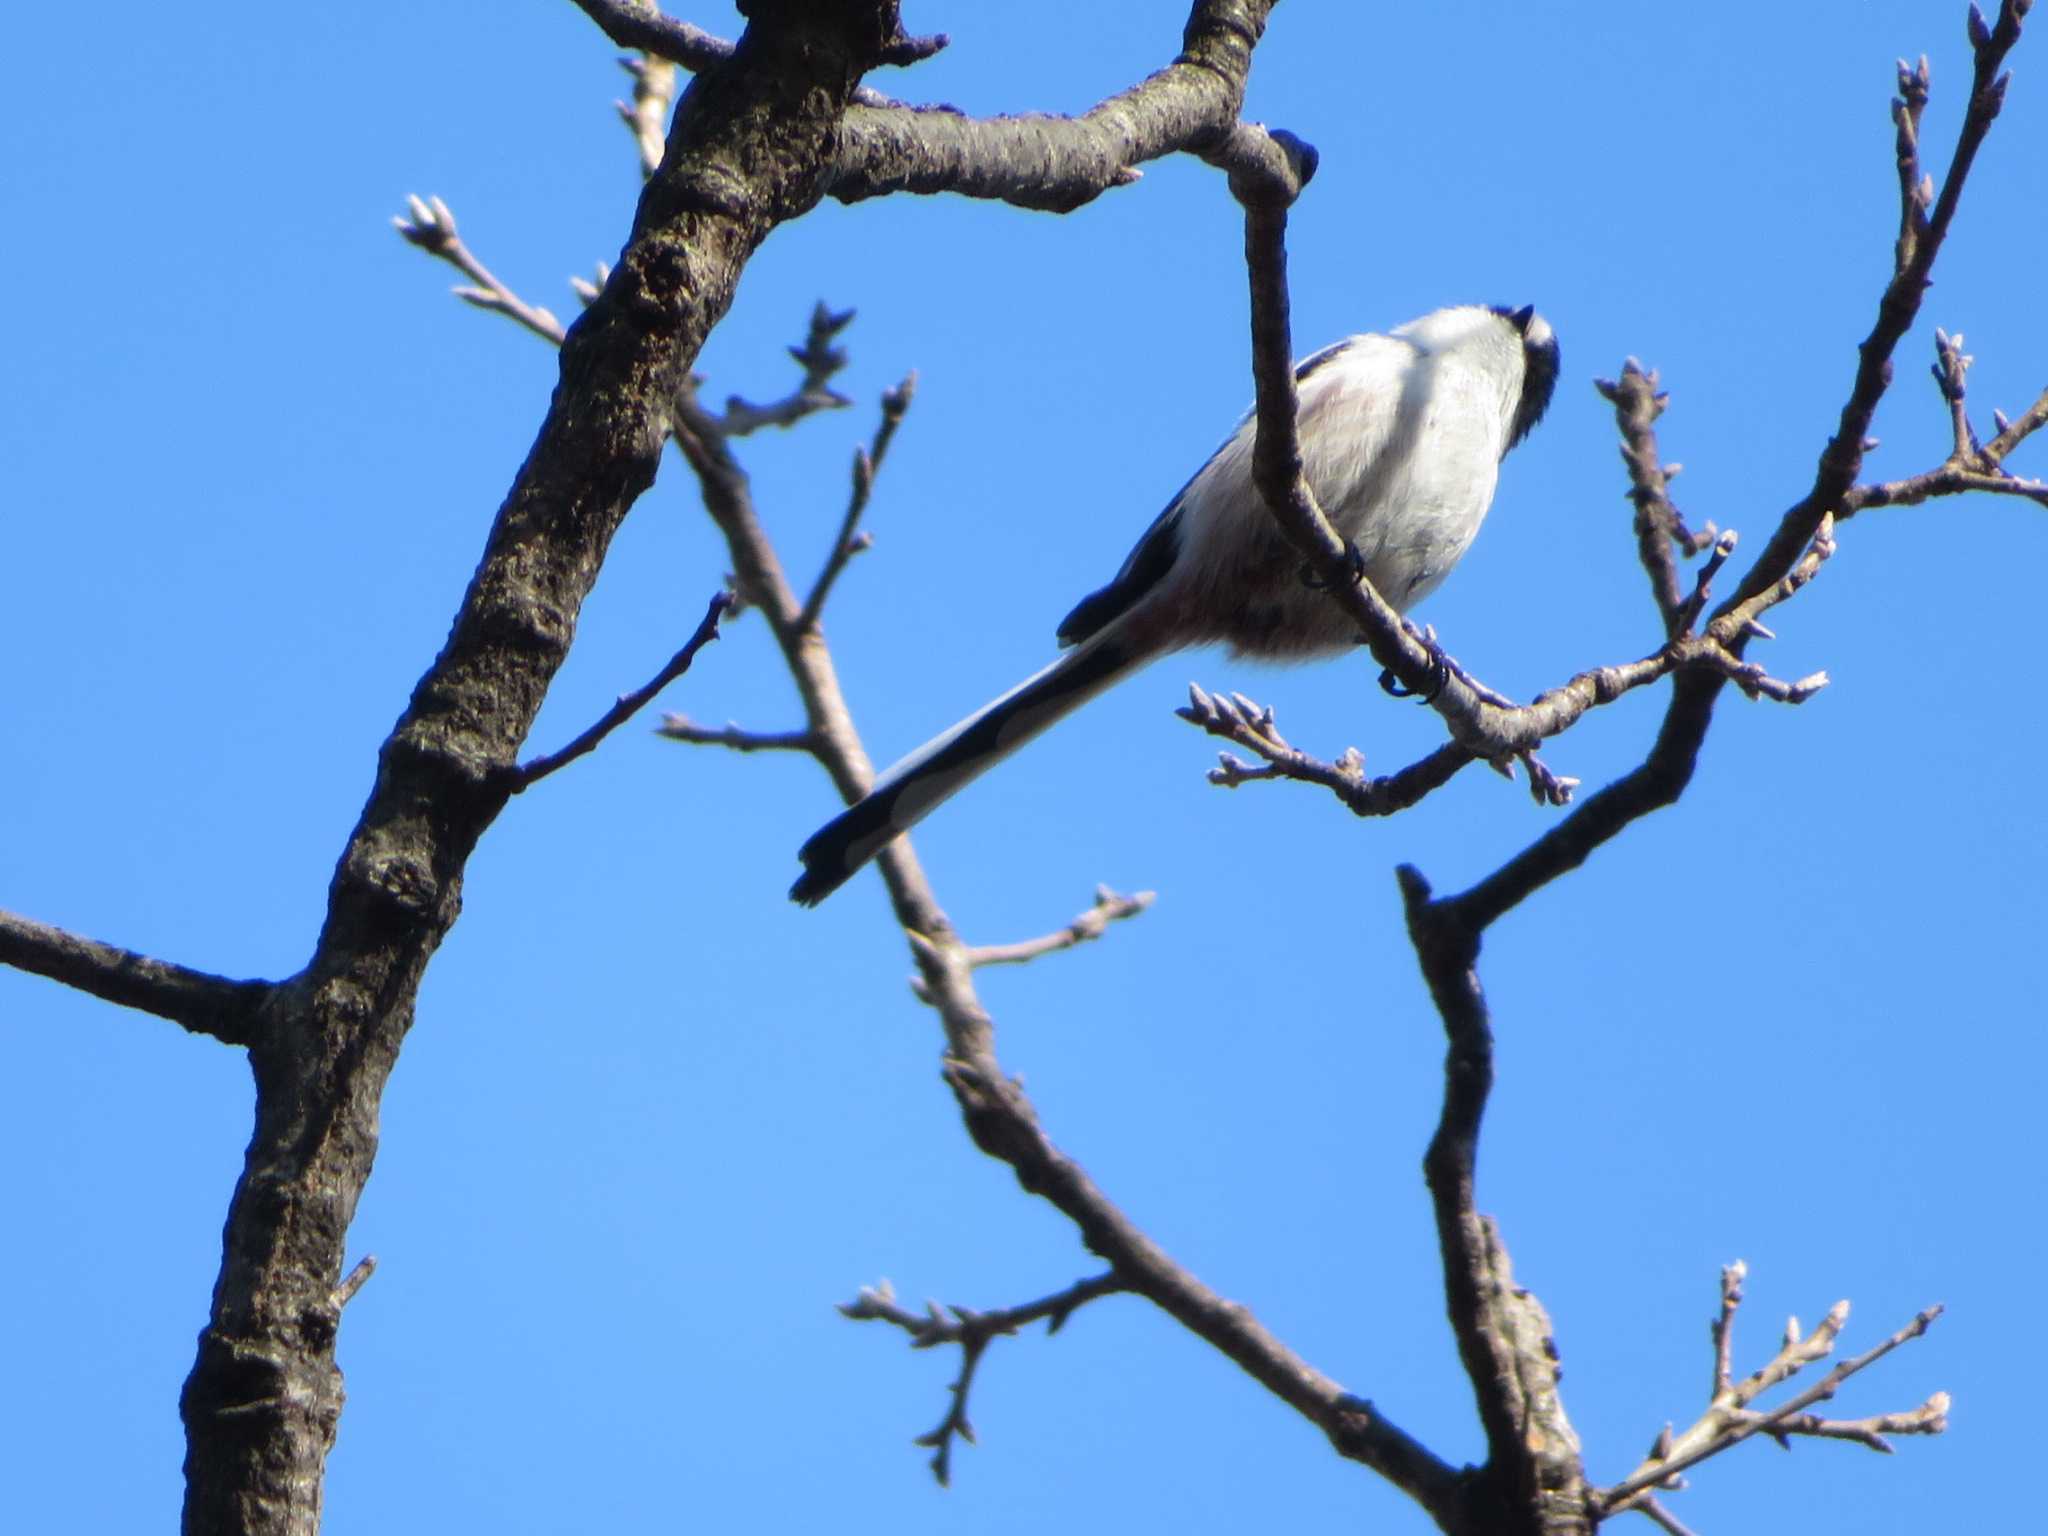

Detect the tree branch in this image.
[828,1,1279,212]
[950,886,1154,970]
[1719,0,2030,620]
[798,372,915,630]
[392,194,568,345]
[654,717,818,754]
[503,590,733,791]
[183,8,912,1528]
[0,909,270,1048]
[569,0,736,75]
[1177,685,1484,814]
[567,1,942,103]
[1598,1272,1946,1516]
[1401,867,1589,1531]
[1595,361,1718,636]
[1842,335,2048,516]
[615,52,677,180]
[840,1272,1126,1486]
[664,309,1468,1525]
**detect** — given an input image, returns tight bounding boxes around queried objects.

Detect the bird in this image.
[790,303,1559,906]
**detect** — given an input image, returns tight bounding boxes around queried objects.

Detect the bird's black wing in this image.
[1054,495,1185,648]
[1055,338,1359,649]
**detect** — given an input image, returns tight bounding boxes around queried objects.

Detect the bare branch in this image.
[1848,460,2048,513]
[1983,378,2048,461]
[1400,865,1589,1525]
[1176,685,1478,814]
[568,0,735,74]
[1599,1272,1947,1515]
[183,19,899,1520]
[1436,429,1832,935]
[1594,361,1718,633]
[655,716,818,754]
[840,1272,1125,1485]
[799,372,916,630]
[698,300,856,439]
[615,53,676,180]
[1843,338,2048,517]
[505,591,734,791]
[1711,514,1836,651]
[392,194,567,346]
[829,1,1279,211]
[1722,0,2029,618]
[330,1256,377,1310]
[1714,1260,1746,1398]
[670,306,1468,1526]
[0,909,269,1047]
[955,887,1154,969]
[568,1,944,96]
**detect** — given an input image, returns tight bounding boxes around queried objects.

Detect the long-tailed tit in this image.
[791,304,1559,906]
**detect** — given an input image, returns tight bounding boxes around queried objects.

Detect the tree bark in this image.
[176,7,905,1531]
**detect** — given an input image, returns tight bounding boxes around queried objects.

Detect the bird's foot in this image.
[1378,621,1452,704]
[1300,541,1368,592]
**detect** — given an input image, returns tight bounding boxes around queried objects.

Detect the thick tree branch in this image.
[1401,867,1589,1535]
[0,909,270,1048]
[570,0,735,75]
[182,8,909,1531]
[569,0,942,104]
[828,1,1279,211]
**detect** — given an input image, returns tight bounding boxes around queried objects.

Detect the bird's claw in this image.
[1300,542,1368,592]
[1378,624,1452,704]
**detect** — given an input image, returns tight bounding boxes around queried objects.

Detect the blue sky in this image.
[3,3,2042,1532]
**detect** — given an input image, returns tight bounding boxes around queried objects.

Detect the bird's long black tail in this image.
[790,635,1144,905]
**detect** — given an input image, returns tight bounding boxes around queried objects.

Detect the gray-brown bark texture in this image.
[176,7,907,1531]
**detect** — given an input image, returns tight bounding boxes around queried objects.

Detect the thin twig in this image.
[1595,361,1717,634]
[799,373,916,630]
[956,887,1154,969]
[1713,1260,1745,1397]
[1721,0,2029,619]
[615,53,676,180]
[1599,1285,1947,1514]
[392,195,567,346]
[506,591,733,791]
[655,717,817,754]
[1842,355,2048,517]
[841,1272,1126,1486]
[1177,685,1480,814]
[330,1256,378,1310]
[695,300,856,439]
